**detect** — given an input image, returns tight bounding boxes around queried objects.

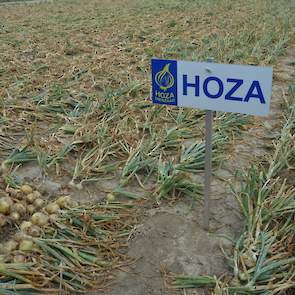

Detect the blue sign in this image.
[151,58,273,116]
[152,59,177,106]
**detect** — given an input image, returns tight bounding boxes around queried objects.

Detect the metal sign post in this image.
[203,57,214,230]
[204,110,213,230]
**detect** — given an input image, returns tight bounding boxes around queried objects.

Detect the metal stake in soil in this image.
[203,58,214,231]
[204,110,213,230]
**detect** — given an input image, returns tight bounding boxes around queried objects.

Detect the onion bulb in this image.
[31,212,48,226]
[19,240,34,251]
[45,203,60,214]
[3,196,13,206]
[10,211,20,223]
[26,193,37,204]
[14,232,28,242]
[0,255,5,263]
[13,254,26,263]
[13,203,26,215]
[56,196,70,208]
[6,187,19,197]
[27,225,41,237]
[0,197,11,215]
[33,191,41,198]
[15,192,23,200]
[106,193,116,202]
[0,214,6,227]
[21,185,33,194]
[33,198,44,209]
[27,205,35,214]
[49,214,58,223]
[20,221,32,232]
[5,240,18,252]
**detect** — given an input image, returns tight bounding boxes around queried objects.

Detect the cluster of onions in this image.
[0,184,77,263]
[0,184,77,228]
[0,184,46,228]
[0,233,37,263]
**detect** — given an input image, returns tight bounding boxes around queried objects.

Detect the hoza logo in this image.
[152,59,177,105]
[155,64,174,91]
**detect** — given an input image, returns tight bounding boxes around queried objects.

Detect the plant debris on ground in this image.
[0,0,295,294]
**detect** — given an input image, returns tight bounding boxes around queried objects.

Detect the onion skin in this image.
[33,191,41,198]
[0,214,6,227]
[0,198,11,215]
[15,192,23,200]
[106,193,116,202]
[14,232,28,242]
[33,198,45,209]
[13,203,26,215]
[21,185,33,194]
[19,240,34,251]
[3,197,13,206]
[31,212,49,227]
[0,255,5,263]
[45,203,60,214]
[5,240,18,252]
[56,196,70,208]
[10,211,20,223]
[13,254,26,263]
[6,188,20,197]
[26,193,37,204]
[27,205,36,215]
[49,214,58,223]
[27,225,41,237]
[20,221,32,232]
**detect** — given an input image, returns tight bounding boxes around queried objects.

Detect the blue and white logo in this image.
[151,58,272,116]
[152,59,177,105]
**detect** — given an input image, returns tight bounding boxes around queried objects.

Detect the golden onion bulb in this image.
[13,203,26,215]
[45,203,60,214]
[10,211,20,223]
[19,240,34,251]
[0,198,11,215]
[33,191,41,198]
[13,254,26,263]
[31,212,48,227]
[6,187,19,197]
[3,196,13,206]
[27,205,35,214]
[56,196,70,208]
[0,255,5,263]
[15,192,23,200]
[33,198,45,209]
[0,214,6,227]
[14,232,28,242]
[27,225,41,237]
[21,185,33,194]
[5,240,18,252]
[49,214,58,223]
[106,193,116,202]
[26,193,37,204]
[0,244,4,254]
[20,221,32,232]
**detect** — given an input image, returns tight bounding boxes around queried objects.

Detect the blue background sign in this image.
[152,59,177,106]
